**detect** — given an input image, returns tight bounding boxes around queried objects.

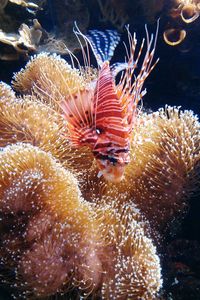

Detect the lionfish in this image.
[60,23,159,182]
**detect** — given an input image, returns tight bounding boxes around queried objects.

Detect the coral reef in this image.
[49,0,90,52]
[0,143,161,299]
[75,105,200,238]
[95,0,199,48]
[0,39,199,298]
[97,0,129,31]
[0,0,44,60]
[0,143,103,298]
[102,106,200,234]
[0,81,93,173]
[0,19,45,61]
[10,54,200,234]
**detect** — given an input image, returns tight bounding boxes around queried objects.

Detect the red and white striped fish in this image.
[61,24,159,182]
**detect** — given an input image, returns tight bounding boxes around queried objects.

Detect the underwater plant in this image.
[97,0,164,30]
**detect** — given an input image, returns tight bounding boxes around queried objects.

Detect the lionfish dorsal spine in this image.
[86,29,121,66]
[116,21,159,132]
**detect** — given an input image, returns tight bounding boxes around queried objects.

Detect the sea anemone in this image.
[0,143,162,299]
[10,53,200,235]
[12,52,93,108]
[95,200,162,299]
[102,106,200,234]
[0,143,103,298]
[0,82,94,173]
[0,81,15,99]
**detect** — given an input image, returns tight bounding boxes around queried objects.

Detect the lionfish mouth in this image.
[96,159,126,183]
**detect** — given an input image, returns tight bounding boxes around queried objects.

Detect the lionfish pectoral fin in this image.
[60,90,94,146]
[86,29,121,66]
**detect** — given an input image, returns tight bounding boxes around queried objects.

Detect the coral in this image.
[0,143,103,298]
[0,82,94,173]
[0,0,46,61]
[140,0,165,22]
[163,28,187,46]
[0,18,72,61]
[12,52,87,104]
[49,0,90,52]
[0,81,15,99]
[77,106,200,236]
[0,1,42,35]
[0,34,199,298]
[101,107,200,233]
[0,67,163,298]
[96,0,164,30]
[95,201,162,299]
[97,0,129,31]
[6,0,39,11]
[10,54,200,235]
[0,143,162,299]
[0,19,44,61]
[163,0,200,46]
[173,0,200,24]
[0,0,90,61]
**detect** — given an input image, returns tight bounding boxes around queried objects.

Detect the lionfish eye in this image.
[96,128,103,135]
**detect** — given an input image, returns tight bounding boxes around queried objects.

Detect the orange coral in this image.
[0,143,103,297]
[10,54,200,235]
[12,52,88,106]
[0,39,199,298]
[95,201,162,299]
[0,82,94,173]
[0,143,162,299]
[0,81,15,99]
[100,107,200,233]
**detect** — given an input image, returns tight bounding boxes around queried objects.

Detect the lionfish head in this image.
[95,151,130,183]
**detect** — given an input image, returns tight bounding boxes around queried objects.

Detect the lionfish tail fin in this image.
[86,29,121,66]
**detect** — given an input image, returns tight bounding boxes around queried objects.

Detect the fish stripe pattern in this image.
[87,29,121,65]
